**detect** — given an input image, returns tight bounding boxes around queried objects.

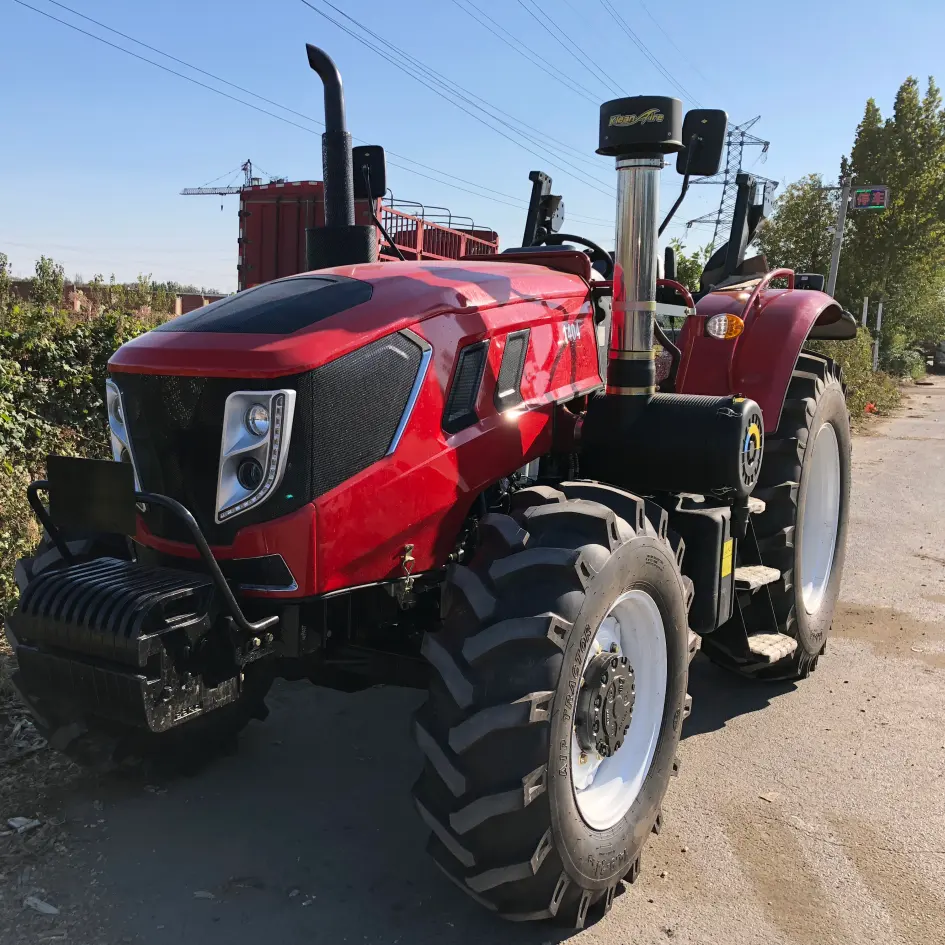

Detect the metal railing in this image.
[376,201,498,261]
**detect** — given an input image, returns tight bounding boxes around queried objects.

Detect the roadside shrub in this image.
[807,328,900,418]
[0,302,155,616]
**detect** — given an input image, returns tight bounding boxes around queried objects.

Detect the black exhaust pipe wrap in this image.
[305,44,376,269]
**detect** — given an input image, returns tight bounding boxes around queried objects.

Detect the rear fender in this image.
[677,289,843,431]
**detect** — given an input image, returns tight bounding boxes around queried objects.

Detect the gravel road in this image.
[3,378,944,945]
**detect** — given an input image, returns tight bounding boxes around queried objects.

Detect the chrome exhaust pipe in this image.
[597,96,683,402]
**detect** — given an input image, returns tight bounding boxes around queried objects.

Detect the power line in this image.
[449,0,600,105]
[298,0,617,197]
[7,1,557,216]
[513,0,624,98]
[596,0,700,105]
[13,0,619,230]
[637,2,713,86]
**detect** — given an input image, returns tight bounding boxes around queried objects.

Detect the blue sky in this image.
[2,0,943,292]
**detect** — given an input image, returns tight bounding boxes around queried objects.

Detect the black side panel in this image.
[667,499,734,634]
[153,275,373,335]
[306,332,423,497]
[443,341,490,434]
[494,329,530,411]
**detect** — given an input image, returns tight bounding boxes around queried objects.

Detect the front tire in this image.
[412,485,691,925]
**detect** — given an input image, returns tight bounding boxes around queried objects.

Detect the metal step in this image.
[748,496,766,514]
[746,632,798,663]
[734,565,781,591]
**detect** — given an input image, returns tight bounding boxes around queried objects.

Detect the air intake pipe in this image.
[304,44,376,269]
[581,97,765,506]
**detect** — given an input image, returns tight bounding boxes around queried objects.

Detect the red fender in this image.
[676,279,842,431]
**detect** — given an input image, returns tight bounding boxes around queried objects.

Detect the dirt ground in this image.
[1,378,943,945]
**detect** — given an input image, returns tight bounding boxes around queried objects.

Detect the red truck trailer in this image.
[238,180,498,290]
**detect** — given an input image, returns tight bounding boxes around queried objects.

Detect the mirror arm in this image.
[659,133,697,237]
[658,172,690,237]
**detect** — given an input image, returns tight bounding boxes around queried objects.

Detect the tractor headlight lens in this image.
[216,389,296,523]
[705,314,745,340]
[244,403,270,437]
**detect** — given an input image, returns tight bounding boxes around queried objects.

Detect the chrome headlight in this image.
[216,389,296,523]
[105,379,140,488]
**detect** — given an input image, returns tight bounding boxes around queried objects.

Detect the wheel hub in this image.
[576,650,635,757]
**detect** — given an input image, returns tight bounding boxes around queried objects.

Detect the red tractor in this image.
[8,46,855,926]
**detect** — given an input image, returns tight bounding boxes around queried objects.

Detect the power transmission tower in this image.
[686,118,775,250]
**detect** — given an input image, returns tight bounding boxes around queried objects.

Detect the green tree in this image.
[755,174,838,274]
[668,239,711,293]
[838,77,945,358]
[30,255,65,309]
[0,252,11,315]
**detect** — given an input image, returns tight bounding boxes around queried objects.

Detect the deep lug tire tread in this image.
[413,485,691,925]
[703,351,851,680]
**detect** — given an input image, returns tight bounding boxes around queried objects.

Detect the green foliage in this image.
[807,329,900,418]
[0,253,11,314]
[0,255,161,616]
[757,75,945,376]
[756,174,838,274]
[668,239,711,293]
[31,255,65,309]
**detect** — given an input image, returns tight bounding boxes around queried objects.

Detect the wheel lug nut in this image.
[594,694,603,708]
[610,643,619,653]
[579,752,588,764]
[600,671,609,684]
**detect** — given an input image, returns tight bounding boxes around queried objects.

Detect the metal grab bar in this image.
[26,481,278,634]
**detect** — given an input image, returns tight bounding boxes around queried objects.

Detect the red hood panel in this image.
[109,260,587,377]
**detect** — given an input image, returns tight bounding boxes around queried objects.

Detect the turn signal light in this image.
[705,313,745,340]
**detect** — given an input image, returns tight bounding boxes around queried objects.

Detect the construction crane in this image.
[180,159,283,196]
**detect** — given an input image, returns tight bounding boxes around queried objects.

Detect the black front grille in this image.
[115,373,312,544]
[113,330,424,544]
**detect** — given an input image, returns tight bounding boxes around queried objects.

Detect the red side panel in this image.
[677,288,842,430]
[313,296,601,592]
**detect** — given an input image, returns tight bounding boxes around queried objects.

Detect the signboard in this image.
[852,185,889,210]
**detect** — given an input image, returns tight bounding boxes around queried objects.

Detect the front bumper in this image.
[11,469,280,737]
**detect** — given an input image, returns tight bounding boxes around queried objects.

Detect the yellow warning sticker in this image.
[721,538,734,578]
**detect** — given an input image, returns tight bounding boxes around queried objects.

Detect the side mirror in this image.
[677,109,728,177]
[352,145,387,199]
[664,246,677,281]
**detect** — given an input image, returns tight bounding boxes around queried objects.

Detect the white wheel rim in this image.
[571,590,667,830]
[799,421,841,615]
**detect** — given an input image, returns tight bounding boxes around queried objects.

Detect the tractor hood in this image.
[109,260,587,378]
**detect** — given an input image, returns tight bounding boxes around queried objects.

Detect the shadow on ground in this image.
[54,682,576,945]
[31,655,794,944]
[682,653,796,739]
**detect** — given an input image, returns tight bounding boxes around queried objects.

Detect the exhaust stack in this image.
[597,96,684,400]
[304,44,376,269]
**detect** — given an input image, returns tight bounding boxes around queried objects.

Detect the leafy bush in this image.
[807,328,901,418]
[0,294,155,615]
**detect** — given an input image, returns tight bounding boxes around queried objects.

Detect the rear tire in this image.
[412,484,691,925]
[710,351,851,680]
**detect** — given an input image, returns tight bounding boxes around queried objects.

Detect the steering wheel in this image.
[543,233,614,279]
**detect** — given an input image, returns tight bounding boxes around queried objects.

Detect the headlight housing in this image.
[105,379,140,488]
[216,389,296,523]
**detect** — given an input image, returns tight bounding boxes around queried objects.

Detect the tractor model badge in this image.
[609,108,664,127]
